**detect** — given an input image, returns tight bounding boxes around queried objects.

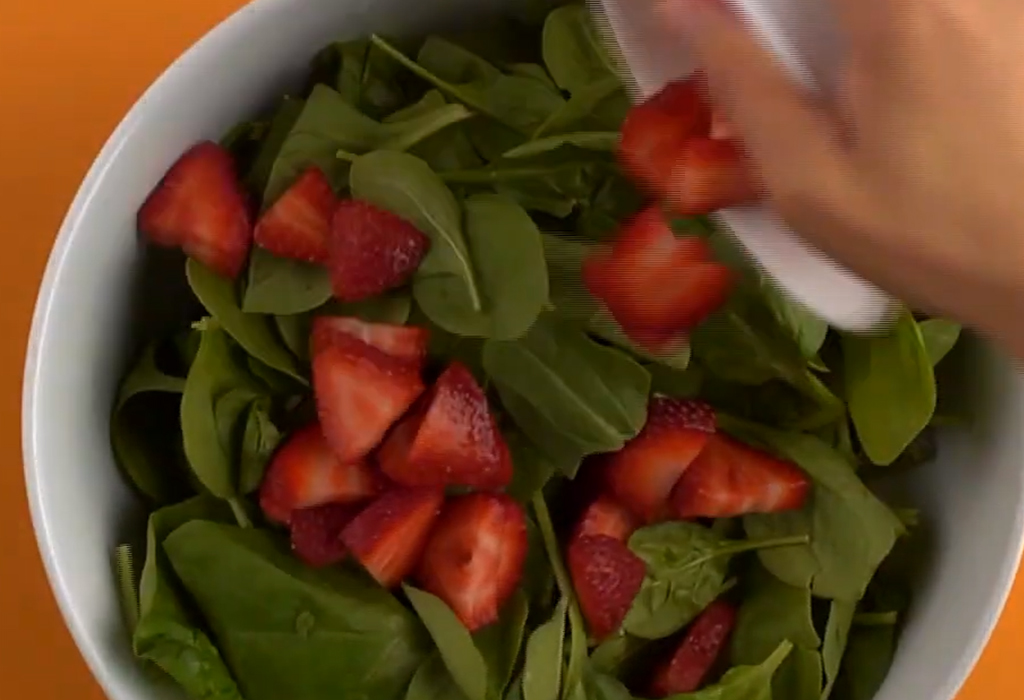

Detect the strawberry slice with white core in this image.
[568,534,646,640]
[311,315,429,368]
[668,138,758,217]
[254,166,336,263]
[573,495,639,543]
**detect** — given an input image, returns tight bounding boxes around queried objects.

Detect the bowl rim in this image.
[20,1,1024,699]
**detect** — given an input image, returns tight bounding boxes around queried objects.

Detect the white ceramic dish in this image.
[20,1,1024,700]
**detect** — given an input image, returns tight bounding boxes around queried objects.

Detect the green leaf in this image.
[533,76,624,138]
[843,311,936,465]
[761,284,830,362]
[774,647,823,700]
[918,318,961,367]
[623,522,808,639]
[503,132,618,159]
[320,289,414,324]
[579,665,633,700]
[330,38,412,118]
[495,385,588,477]
[348,150,482,312]
[506,429,559,503]
[404,585,490,700]
[414,192,549,339]
[133,496,242,700]
[164,521,430,700]
[483,314,650,459]
[522,598,568,700]
[187,258,306,383]
[247,96,304,197]
[238,397,282,494]
[668,641,793,700]
[242,249,333,316]
[180,320,265,500]
[541,4,615,94]
[832,624,896,700]
[476,593,531,700]
[406,653,470,700]
[378,103,473,153]
[729,423,903,601]
[731,565,820,666]
[110,340,191,504]
[417,36,503,83]
[821,600,856,700]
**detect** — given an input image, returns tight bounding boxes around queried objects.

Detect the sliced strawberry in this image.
[605,397,716,522]
[668,138,758,216]
[619,78,712,195]
[258,423,382,525]
[311,315,429,368]
[650,600,737,697]
[670,433,811,518]
[289,502,360,568]
[568,534,646,640]
[329,199,430,302]
[340,487,445,587]
[416,493,528,631]
[377,362,512,490]
[254,166,336,263]
[582,206,733,350]
[312,334,425,463]
[138,141,252,278]
[573,495,638,543]
[709,109,735,141]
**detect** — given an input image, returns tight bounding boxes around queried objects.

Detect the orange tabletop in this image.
[1,1,1021,698]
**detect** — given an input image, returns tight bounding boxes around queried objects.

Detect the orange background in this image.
[0,0,1021,698]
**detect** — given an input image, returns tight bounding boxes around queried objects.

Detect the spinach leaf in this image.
[918,318,961,367]
[667,641,793,700]
[187,258,305,383]
[506,429,559,503]
[164,521,430,700]
[238,397,282,494]
[774,647,823,700]
[495,384,588,477]
[503,132,618,159]
[404,585,490,700]
[761,284,829,362]
[406,653,470,700]
[728,422,903,601]
[242,249,333,316]
[331,38,413,118]
[320,289,414,324]
[417,36,503,83]
[623,522,807,639]
[579,664,633,700]
[522,598,568,700]
[533,76,624,138]
[731,565,820,666]
[414,192,548,339]
[274,313,311,362]
[821,600,856,700]
[843,311,936,465]
[110,340,190,504]
[476,592,530,700]
[378,103,474,153]
[483,314,650,460]
[247,96,304,197]
[133,496,242,700]
[541,4,615,94]
[348,150,482,312]
[832,623,896,700]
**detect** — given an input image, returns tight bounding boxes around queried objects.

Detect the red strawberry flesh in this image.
[650,600,737,697]
[254,166,336,263]
[568,534,646,640]
[311,315,429,368]
[573,496,638,543]
[669,138,758,216]
[289,502,360,568]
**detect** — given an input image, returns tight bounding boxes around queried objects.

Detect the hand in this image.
[662,0,1024,357]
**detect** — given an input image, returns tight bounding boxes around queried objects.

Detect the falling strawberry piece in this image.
[605,397,717,523]
[416,493,528,631]
[668,138,758,217]
[312,333,425,463]
[670,433,811,518]
[573,495,638,543]
[568,534,646,640]
[311,315,429,368]
[650,600,737,697]
[258,423,383,525]
[254,166,336,263]
[377,362,512,490]
[341,487,445,588]
[582,206,733,351]
[289,502,361,568]
[138,141,252,278]
[329,199,430,302]
[619,78,712,195]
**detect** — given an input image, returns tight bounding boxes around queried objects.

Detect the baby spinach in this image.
[731,565,820,666]
[623,522,808,639]
[918,318,961,367]
[773,647,823,700]
[843,311,936,465]
[726,421,903,601]
[821,600,856,700]
[672,641,793,700]
[414,192,549,339]
[187,258,305,383]
[533,76,624,138]
[503,132,618,159]
[238,397,282,494]
[505,429,559,503]
[483,314,650,460]
[406,653,470,700]
[541,4,615,95]
[164,521,431,700]
[476,593,530,700]
[247,96,305,197]
[832,623,897,700]
[522,598,567,700]
[417,36,503,83]
[348,150,482,312]
[242,249,333,316]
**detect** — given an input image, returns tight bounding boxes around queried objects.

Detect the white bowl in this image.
[20,1,1024,699]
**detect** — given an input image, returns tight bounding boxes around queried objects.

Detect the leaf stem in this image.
[440,161,597,184]
[114,544,139,635]
[228,497,252,529]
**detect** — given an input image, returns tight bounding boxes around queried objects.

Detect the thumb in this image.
[660,0,854,209]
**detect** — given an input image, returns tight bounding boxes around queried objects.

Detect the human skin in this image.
[661,0,1024,358]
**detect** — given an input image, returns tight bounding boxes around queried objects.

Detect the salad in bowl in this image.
[106,4,965,700]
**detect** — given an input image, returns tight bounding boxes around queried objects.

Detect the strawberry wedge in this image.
[568,534,646,640]
[138,141,252,278]
[311,315,429,368]
[258,423,383,525]
[572,495,638,543]
[416,493,528,631]
[670,433,811,518]
[377,362,513,490]
[289,502,361,568]
[605,398,717,523]
[669,138,758,217]
[650,600,737,697]
[254,166,336,263]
